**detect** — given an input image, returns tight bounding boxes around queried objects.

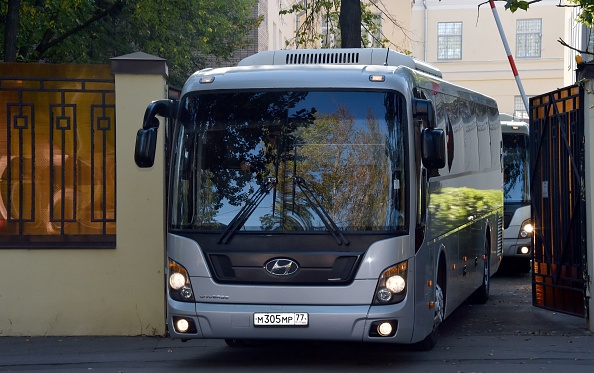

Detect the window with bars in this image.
[516,19,542,58]
[362,13,383,48]
[514,96,530,120]
[321,15,338,48]
[437,22,462,60]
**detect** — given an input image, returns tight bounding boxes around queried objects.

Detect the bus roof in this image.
[182,49,497,109]
[238,48,442,78]
[501,120,529,135]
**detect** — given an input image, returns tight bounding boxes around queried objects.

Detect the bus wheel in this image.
[470,238,490,304]
[414,268,445,351]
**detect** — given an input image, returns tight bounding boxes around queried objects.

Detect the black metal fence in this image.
[0,64,116,248]
[530,84,587,317]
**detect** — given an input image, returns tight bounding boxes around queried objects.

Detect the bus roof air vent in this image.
[237,48,442,78]
[284,51,360,65]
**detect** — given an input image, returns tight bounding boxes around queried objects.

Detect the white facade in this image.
[266,0,295,50]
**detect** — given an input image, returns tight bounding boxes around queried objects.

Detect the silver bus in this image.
[134,48,503,351]
[501,120,532,272]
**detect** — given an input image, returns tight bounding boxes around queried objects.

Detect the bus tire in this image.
[470,237,490,304]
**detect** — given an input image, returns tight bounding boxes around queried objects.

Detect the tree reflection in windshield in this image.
[503,132,530,203]
[170,91,406,233]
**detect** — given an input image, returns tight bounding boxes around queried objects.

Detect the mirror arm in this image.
[142,99,176,130]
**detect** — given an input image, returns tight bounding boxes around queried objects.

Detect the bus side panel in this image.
[412,239,439,342]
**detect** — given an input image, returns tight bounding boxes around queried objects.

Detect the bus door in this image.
[529,85,588,318]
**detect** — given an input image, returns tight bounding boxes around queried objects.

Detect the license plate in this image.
[253,312,308,326]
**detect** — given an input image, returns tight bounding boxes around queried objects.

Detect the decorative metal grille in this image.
[530,85,587,317]
[0,64,115,248]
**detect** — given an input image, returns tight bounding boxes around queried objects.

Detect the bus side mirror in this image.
[134,99,177,168]
[413,98,436,129]
[135,128,158,168]
[421,128,446,169]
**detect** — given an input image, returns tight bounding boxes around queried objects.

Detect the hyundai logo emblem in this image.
[264,258,299,276]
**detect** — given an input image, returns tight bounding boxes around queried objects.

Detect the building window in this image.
[585,26,594,63]
[362,13,383,48]
[321,15,338,48]
[437,22,462,60]
[514,96,529,120]
[516,19,541,58]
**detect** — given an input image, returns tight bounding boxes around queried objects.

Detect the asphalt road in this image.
[1,269,593,373]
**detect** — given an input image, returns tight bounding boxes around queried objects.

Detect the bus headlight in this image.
[520,219,533,238]
[373,261,408,305]
[168,258,195,302]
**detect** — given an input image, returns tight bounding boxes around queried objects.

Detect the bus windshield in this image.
[503,131,530,203]
[169,90,407,234]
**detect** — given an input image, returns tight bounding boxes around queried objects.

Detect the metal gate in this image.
[529,85,588,317]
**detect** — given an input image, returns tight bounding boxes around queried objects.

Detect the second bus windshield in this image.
[170,90,407,233]
[503,131,530,203]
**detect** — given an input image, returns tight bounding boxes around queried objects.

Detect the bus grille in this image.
[208,253,361,285]
[497,216,504,256]
[285,51,360,65]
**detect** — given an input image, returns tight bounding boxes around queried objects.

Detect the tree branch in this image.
[35,0,124,57]
[3,0,20,62]
[558,37,594,56]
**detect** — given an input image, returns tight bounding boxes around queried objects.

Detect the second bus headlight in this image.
[373,261,408,305]
[520,219,533,238]
[168,258,195,302]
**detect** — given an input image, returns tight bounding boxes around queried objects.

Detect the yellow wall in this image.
[377,1,413,53]
[0,60,167,336]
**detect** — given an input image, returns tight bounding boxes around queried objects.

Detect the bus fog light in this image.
[172,317,197,334]
[176,318,190,333]
[519,246,530,255]
[378,322,393,336]
[369,320,397,337]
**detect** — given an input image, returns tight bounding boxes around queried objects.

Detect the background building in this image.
[207,0,295,68]
[410,0,566,119]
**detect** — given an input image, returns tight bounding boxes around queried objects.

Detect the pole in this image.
[489,0,529,113]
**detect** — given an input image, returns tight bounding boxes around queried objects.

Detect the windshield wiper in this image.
[218,177,277,244]
[293,176,349,246]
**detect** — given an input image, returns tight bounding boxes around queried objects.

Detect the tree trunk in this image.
[339,0,361,48]
[3,0,20,62]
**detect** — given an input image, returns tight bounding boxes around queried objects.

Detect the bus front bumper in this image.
[503,236,532,258]
[167,300,416,344]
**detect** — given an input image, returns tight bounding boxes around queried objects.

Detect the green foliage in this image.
[429,187,503,233]
[504,0,594,26]
[504,0,531,12]
[568,0,594,26]
[280,0,388,49]
[1,0,260,86]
